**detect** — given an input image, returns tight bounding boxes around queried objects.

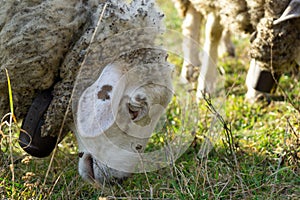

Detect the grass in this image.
[1,0,300,199]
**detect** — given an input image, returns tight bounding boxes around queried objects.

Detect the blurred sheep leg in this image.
[197,12,223,99]
[218,29,235,57]
[180,5,203,83]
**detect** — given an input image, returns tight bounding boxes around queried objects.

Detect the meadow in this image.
[1,0,299,199]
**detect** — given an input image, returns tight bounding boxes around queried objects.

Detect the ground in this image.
[0,0,299,199]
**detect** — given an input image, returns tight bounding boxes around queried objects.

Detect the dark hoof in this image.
[250,66,281,93]
[19,89,57,158]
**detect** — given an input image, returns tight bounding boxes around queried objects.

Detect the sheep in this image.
[172,0,300,102]
[0,0,173,185]
[172,0,235,83]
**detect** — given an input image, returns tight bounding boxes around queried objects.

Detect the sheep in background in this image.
[0,0,173,184]
[172,0,235,83]
[172,0,300,102]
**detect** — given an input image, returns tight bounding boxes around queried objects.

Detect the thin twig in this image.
[203,94,249,199]
[270,119,289,200]
[8,112,15,200]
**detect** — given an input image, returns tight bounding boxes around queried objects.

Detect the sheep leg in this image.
[218,29,235,57]
[197,12,223,98]
[180,4,203,83]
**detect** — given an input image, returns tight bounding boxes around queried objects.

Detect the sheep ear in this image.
[273,0,300,25]
[76,63,125,138]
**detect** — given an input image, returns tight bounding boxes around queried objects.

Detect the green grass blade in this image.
[5,68,15,122]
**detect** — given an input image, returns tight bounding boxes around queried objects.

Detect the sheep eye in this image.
[78,152,84,158]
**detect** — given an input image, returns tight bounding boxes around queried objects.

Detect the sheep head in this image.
[74,49,173,184]
[71,0,173,185]
[273,0,300,25]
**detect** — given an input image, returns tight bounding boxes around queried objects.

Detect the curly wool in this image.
[0,0,166,138]
[0,0,90,122]
[250,0,300,72]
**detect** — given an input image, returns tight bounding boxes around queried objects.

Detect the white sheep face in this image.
[74,59,173,185]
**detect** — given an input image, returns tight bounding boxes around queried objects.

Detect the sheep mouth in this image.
[78,152,132,185]
[19,89,58,158]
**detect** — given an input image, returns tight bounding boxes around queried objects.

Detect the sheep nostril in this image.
[135,144,143,152]
[78,152,84,158]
